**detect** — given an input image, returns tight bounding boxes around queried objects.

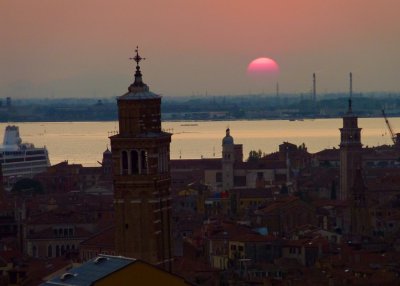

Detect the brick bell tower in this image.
[339,73,362,201]
[110,47,172,271]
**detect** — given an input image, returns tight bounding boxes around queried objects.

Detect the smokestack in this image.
[276,82,279,98]
[348,72,353,113]
[313,73,316,103]
[349,72,353,99]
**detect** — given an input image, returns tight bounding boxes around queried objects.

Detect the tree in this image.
[247,149,263,163]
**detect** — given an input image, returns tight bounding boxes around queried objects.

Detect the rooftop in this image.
[41,255,135,286]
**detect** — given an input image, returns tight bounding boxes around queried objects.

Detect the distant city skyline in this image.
[1,0,400,98]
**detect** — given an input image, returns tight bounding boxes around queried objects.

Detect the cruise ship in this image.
[0,126,50,187]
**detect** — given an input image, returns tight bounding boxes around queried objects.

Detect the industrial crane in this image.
[382,109,400,147]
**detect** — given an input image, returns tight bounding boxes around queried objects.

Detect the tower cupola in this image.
[117,47,162,136]
[222,128,234,145]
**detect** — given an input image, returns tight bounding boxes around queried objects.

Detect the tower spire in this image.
[129,46,146,88]
[348,72,353,113]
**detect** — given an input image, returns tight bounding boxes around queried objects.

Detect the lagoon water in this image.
[0,118,397,167]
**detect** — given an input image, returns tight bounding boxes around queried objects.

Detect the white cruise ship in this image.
[0,125,50,187]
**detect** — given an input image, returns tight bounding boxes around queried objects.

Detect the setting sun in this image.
[247,57,279,77]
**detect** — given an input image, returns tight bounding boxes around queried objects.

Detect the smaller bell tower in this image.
[339,72,362,201]
[222,128,234,191]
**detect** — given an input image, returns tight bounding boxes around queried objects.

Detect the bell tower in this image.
[339,73,362,201]
[222,128,234,191]
[110,47,172,271]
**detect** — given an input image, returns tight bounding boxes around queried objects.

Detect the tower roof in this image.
[222,128,234,145]
[119,47,160,101]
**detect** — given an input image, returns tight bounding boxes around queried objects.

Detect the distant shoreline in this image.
[1,94,399,122]
[1,114,399,124]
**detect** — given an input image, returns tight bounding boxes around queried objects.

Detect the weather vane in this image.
[129,46,146,67]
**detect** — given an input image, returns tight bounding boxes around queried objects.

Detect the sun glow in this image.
[247,57,279,76]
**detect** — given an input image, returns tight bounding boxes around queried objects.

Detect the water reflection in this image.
[0,118,394,166]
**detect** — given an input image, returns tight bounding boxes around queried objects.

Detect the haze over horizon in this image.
[1,0,400,99]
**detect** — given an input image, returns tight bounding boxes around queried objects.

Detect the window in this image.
[216,172,222,183]
[131,150,139,174]
[32,245,37,257]
[48,245,53,257]
[234,176,246,186]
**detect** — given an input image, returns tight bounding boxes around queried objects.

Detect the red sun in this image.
[247,57,279,77]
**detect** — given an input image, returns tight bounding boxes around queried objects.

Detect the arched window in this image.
[122,151,128,174]
[61,245,65,255]
[141,150,148,174]
[48,245,53,257]
[32,245,37,257]
[131,150,139,174]
[56,245,60,257]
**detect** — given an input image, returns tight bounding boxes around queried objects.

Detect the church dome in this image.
[222,128,234,145]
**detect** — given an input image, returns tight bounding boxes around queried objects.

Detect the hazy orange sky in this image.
[1,0,400,98]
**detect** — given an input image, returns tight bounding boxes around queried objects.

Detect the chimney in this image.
[350,72,353,99]
[313,73,316,103]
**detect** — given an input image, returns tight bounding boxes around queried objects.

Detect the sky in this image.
[1,0,400,98]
